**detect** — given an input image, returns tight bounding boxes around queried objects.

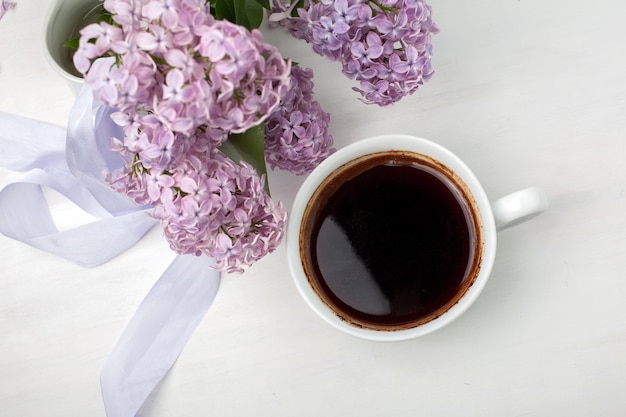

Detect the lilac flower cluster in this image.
[149,149,287,273]
[272,0,439,106]
[75,1,290,136]
[265,65,335,175]
[74,0,301,272]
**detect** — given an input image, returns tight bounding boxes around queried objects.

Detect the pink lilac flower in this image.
[272,0,439,106]
[196,20,291,134]
[74,0,291,135]
[150,149,288,273]
[265,65,335,175]
[80,0,294,272]
[0,0,16,22]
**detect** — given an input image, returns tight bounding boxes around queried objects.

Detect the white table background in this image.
[2,1,626,416]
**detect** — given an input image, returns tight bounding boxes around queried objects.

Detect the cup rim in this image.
[42,0,86,86]
[287,134,497,342]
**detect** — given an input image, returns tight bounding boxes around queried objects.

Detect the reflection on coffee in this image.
[300,151,482,330]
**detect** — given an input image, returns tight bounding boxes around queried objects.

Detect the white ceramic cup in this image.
[287,135,548,342]
[42,0,98,94]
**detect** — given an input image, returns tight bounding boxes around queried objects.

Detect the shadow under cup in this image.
[298,150,484,332]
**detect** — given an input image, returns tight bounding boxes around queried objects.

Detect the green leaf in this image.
[213,0,237,23]
[212,0,265,30]
[219,124,271,194]
[254,0,271,10]
[236,0,265,29]
[63,36,80,50]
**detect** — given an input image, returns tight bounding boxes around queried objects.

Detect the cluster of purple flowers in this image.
[272,0,439,106]
[265,65,335,175]
[76,0,291,136]
[75,0,333,272]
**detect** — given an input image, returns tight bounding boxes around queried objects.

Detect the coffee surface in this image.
[305,154,476,328]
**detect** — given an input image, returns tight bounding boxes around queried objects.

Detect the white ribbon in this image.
[0,86,221,417]
[0,87,155,266]
[101,254,219,417]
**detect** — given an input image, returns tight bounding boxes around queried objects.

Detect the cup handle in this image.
[491,187,548,230]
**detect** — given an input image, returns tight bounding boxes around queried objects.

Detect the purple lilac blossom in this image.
[265,65,335,175]
[0,0,16,21]
[74,2,291,136]
[77,0,292,273]
[272,0,439,106]
[150,149,287,273]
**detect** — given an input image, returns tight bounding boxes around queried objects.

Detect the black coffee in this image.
[301,151,481,330]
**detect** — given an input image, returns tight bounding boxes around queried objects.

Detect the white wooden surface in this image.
[2,1,626,416]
